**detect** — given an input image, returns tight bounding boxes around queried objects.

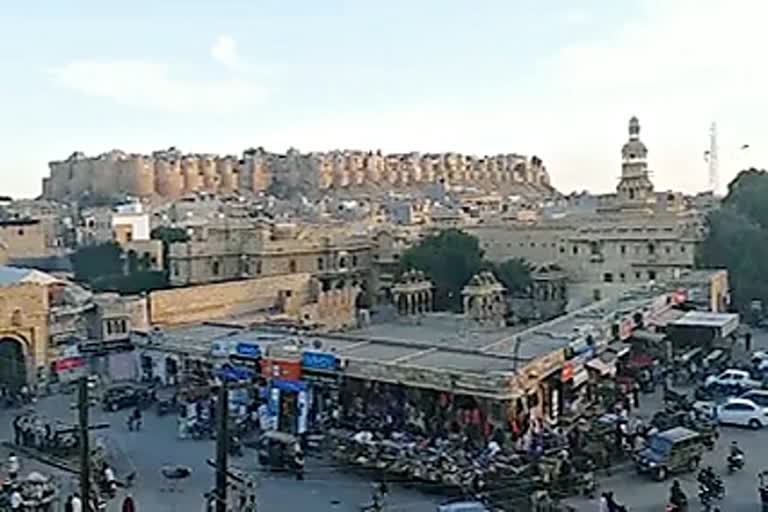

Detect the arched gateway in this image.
[0,337,27,390]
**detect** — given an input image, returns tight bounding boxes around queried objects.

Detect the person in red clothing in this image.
[121,494,136,512]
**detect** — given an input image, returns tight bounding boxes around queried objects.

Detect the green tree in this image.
[71,242,124,282]
[697,168,768,312]
[492,258,533,297]
[151,226,189,274]
[398,229,484,311]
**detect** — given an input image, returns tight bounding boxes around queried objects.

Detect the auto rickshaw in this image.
[257,431,299,471]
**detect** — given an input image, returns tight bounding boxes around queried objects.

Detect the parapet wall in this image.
[45,147,554,200]
[148,273,313,326]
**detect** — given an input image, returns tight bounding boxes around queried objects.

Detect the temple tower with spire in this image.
[616,116,655,209]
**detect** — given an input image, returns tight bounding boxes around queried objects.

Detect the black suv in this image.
[635,426,705,481]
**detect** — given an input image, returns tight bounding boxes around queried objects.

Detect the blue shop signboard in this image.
[301,351,339,372]
[234,342,262,360]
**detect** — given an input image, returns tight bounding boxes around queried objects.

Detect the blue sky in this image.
[1,0,765,197]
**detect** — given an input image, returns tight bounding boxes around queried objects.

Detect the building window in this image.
[572,246,578,255]
[619,273,626,281]
[289,259,297,273]
[212,260,220,276]
[620,245,626,255]
[648,270,657,280]
[317,257,324,271]
[352,255,358,267]
[126,232,133,242]
[647,243,655,255]
[559,246,565,254]
[256,260,262,274]
[665,246,671,254]
[635,272,641,279]
[680,245,686,253]
[172,263,179,276]
[603,273,614,283]
[17,229,24,236]
[530,242,536,247]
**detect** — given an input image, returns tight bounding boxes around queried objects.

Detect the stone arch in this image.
[0,336,28,390]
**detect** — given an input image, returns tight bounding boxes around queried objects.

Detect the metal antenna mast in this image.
[707,122,719,194]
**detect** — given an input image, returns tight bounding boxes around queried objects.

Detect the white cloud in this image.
[534,0,768,194]
[49,59,268,114]
[210,35,244,71]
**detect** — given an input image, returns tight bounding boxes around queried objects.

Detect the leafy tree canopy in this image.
[398,229,484,311]
[150,226,189,244]
[697,168,768,312]
[70,241,169,294]
[489,258,533,297]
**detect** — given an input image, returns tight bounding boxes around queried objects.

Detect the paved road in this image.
[565,329,768,512]
[0,395,444,512]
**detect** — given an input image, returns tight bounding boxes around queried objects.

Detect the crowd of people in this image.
[11,414,77,457]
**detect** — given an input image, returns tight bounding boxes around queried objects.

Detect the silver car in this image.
[437,502,491,512]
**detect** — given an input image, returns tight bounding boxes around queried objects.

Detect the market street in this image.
[0,395,444,512]
[564,329,768,512]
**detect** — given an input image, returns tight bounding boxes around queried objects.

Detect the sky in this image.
[1,0,766,198]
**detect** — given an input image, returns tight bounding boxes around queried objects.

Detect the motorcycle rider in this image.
[669,479,687,510]
[728,440,744,471]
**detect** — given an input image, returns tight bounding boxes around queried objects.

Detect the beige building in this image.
[0,271,52,388]
[44,147,555,201]
[167,222,373,294]
[0,219,50,260]
[465,117,705,307]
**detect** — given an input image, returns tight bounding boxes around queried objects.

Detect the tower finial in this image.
[629,116,640,139]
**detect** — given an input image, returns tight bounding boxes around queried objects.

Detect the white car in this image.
[716,398,768,429]
[705,369,762,390]
[752,351,768,371]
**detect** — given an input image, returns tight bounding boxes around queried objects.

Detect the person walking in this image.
[631,381,641,409]
[746,332,753,352]
[7,452,20,480]
[71,493,82,512]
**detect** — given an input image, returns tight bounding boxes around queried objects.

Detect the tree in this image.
[492,258,533,297]
[71,241,169,294]
[697,168,768,312]
[71,242,124,282]
[398,229,484,311]
[151,226,189,275]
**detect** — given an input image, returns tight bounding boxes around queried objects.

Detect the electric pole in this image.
[78,376,91,506]
[214,383,229,512]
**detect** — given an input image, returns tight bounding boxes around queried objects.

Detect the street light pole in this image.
[77,376,90,506]
[214,383,229,512]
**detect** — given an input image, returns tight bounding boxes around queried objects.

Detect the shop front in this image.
[560,342,595,417]
[300,351,341,429]
[262,358,308,434]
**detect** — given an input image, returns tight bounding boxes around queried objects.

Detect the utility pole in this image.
[214,383,229,512]
[77,376,91,506]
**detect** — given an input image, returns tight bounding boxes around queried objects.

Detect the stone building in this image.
[167,222,373,295]
[462,271,506,328]
[391,270,433,316]
[466,117,706,308]
[43,146,555,201]
[0,218,50,260]
[147,272,360,332]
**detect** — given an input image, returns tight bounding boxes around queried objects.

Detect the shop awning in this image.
[586,358,616,376]
[670,311,740,337]
[572,368,590,387]
[649,308,685,327]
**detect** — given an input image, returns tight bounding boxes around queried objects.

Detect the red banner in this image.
[261,359,301,381]
[55,357,85,372]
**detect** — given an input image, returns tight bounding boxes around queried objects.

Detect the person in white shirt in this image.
[71,493,83,512]
[7,453,20,479]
